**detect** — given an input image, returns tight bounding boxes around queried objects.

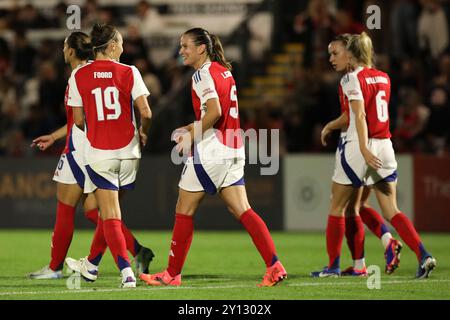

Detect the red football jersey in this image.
[67,60,149,163]
[191,61,243,150]
[63,84,72,154]
[341,66,392,140]
[338,84,350,129]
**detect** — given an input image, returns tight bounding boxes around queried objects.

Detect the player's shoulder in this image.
[71,61,92,78]
[341,67,364,86]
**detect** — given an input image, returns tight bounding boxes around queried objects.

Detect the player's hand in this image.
[175,131,193,155]
[139,127,148,148]
[30,134,55,151]
[321,125,332,146]
[362,148,382,170]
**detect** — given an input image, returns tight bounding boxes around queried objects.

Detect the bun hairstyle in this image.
[90,23,119,56]
[183,27,232,70]
[67,31,92,61]
[346,31,374,67]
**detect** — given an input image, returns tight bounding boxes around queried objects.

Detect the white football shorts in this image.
[332,137,398,187]
[52,124,87,188]
[178,156,245,194]
[84,158,139,193]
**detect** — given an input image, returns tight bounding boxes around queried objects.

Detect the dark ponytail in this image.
[67,31,92,61]
[90,23,119,57]
[183,28,232,70]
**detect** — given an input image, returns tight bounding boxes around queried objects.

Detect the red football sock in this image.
[121,222,141,257]
[345,216,365,260]
[240,208,278,267]
[87,217,107,266]
[103,219,131,271]
[326,215,345,270]
[84,208,99,225]
[49,201,76,271]
[390,212,425,262]
[360,206,390,239]
[167,214,194,277]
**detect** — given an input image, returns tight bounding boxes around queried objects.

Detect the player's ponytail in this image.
[346,32,374,67]
[210,34,232,71]
[67,31,93,61]
[183,28,232,70]
[90,23,119,57]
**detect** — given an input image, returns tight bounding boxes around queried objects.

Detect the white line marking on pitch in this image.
[0,279,449,296]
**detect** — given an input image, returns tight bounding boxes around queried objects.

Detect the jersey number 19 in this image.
[91,86,122,121]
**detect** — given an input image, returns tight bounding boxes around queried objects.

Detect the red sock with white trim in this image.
[390,213,430,262]
[103,219,131,271]
[240,208,278,267]
[87,217,107,266]
[49,201,76,271]
[326,215,345,270]
[167,214,194,277]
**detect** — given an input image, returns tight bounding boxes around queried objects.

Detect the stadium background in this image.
[0,0,449,232]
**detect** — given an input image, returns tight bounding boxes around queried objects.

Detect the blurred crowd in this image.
[268,0,450,155]
[0,0,449,157]
[0,0,185,156]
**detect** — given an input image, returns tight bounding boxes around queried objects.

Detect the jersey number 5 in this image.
[229,85,239,119]
[91,87,122,121]
[376,90,388,122]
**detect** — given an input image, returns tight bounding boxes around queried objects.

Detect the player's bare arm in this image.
[31,124,67,151]
[350,100,382,170]
[321,113,348,146]
[176,97,221,155]
[134,95,152,148]
[72,107,85,130]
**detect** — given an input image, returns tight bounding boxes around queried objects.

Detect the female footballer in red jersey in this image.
[139,28,287,287]
[28,32,153,280]
[314,32,436,278]
[67,24,152,287]
[319,34,402,277]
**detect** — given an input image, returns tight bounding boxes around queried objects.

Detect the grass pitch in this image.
[0,230,449,300]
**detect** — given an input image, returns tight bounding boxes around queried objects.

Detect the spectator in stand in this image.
[121,23,149,65]
[12,30,36,80]
[11,4,52,30]
[334,9,365,35]
[424,86,450,155]
[394,88,430,152]
[432,54,450,88]
[134,0,165,36]
[418,0,449,60]
[390,0,419,61]
[291,0,337,69]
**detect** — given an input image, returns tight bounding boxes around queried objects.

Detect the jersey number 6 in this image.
[91,86,122,121]
[376,90,388,123]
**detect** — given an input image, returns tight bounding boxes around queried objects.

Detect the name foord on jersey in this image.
[93,71,113,79]
[365,76,388,85]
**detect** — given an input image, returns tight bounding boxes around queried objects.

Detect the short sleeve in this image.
[192,68,219,105]
[67,71,83,107]
[341,72,364,101]
[131,66,150,101]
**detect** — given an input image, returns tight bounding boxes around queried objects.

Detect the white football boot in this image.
[28,265,63,280]
[65,257,98,282]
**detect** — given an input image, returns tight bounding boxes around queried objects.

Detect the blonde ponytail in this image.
[347,32,374,67]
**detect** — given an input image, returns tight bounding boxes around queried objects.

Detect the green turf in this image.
[0,230,449,300]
